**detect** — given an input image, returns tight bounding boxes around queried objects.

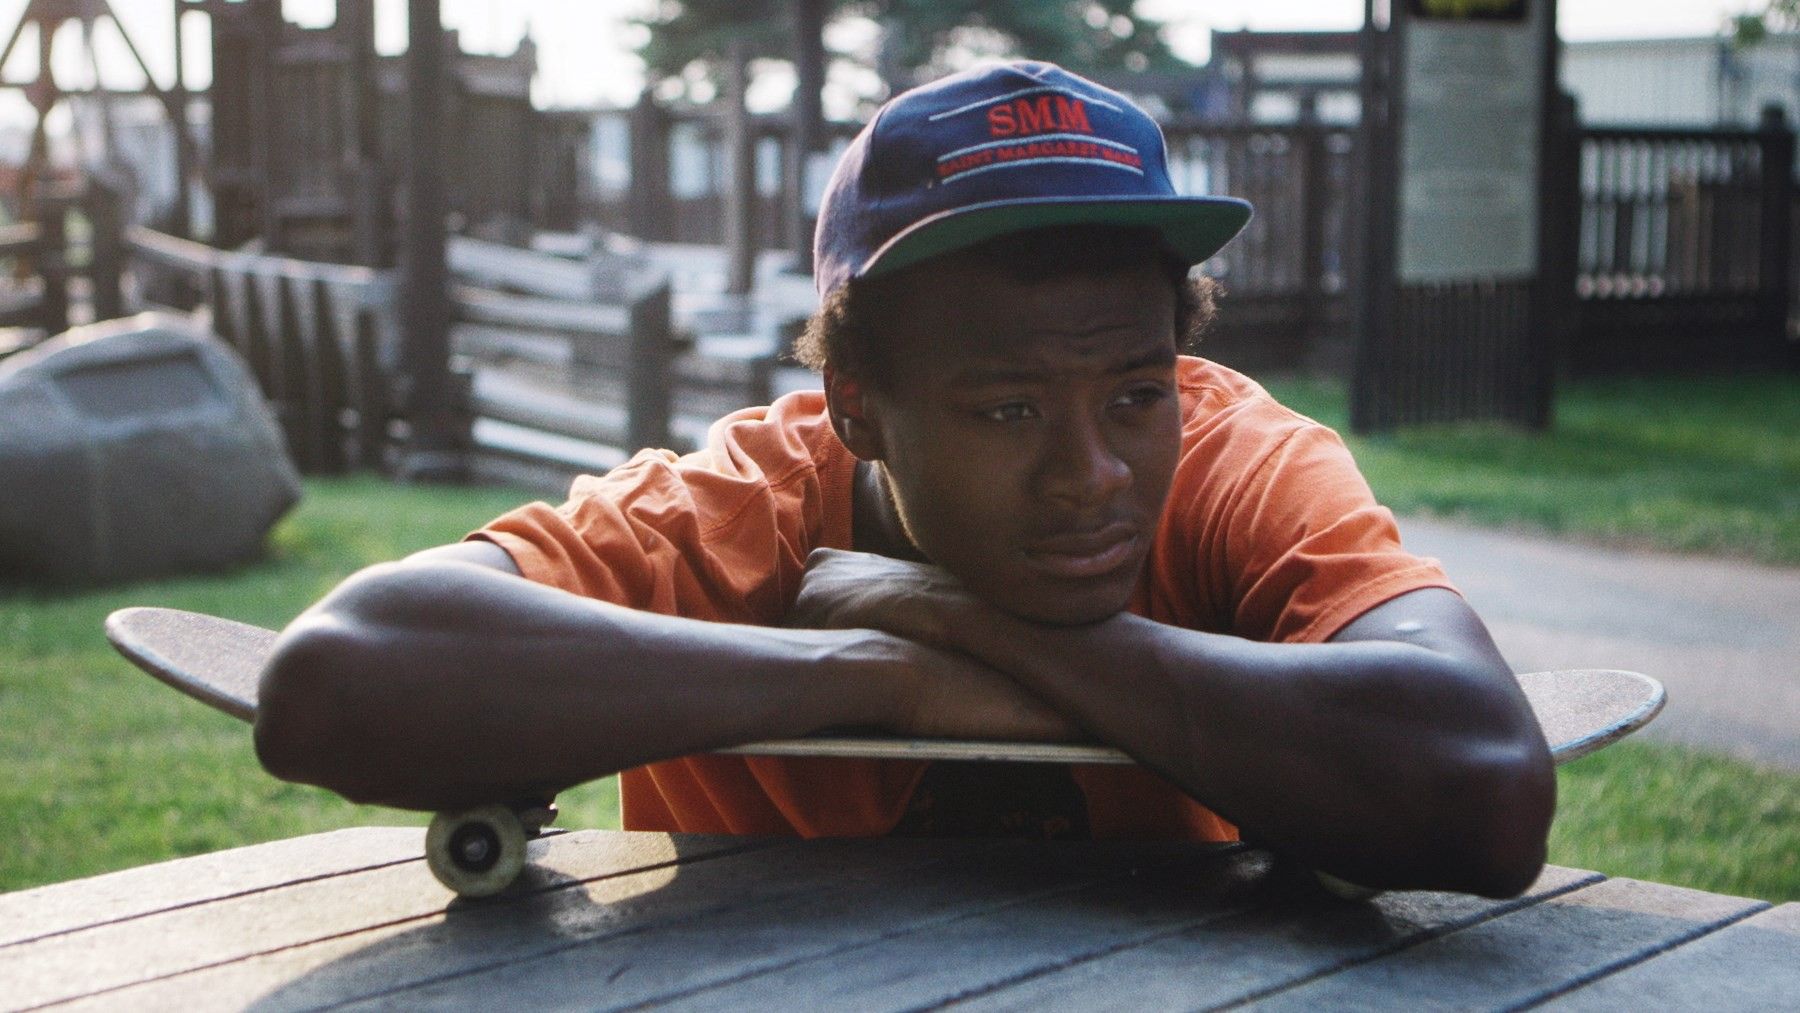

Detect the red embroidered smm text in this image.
[986,96,1093,137]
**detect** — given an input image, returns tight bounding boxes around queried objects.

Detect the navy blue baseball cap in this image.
[813,60,1254,298]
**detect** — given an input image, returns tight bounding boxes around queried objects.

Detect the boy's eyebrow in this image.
[950,344,1176,388]
[1116,345,1178,373]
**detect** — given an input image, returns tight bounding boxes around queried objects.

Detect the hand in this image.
[795,549,1082,742]
[877,635,1084,743]
[788,548,981,647]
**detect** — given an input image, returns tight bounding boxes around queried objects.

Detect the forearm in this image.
[921,604,1554,896]
[254,559,905,811]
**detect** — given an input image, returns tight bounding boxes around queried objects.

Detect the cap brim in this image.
[857,195,1254,282]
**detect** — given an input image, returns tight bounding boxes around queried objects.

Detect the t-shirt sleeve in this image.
[468,410,849,624]
[1207,421,1455,644]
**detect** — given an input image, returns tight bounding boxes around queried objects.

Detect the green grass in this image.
[1261,373,1800,565]
[4,469,1799,904]
[1551,742,1800,902]
[0,475,620,895]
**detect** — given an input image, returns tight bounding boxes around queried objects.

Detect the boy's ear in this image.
[824,367,885,460]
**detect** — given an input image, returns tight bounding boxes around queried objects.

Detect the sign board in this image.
[1397,0,1547,282]
[1406,0,1527,22]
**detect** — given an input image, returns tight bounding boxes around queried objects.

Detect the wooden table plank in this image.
[68,835,1002,1012]
[659,850,1279,1012]
[326,840,1258,1011]
[0,827,423,950]
[2,830,760,1009]
[1244,878,1769,1010]
[951,865,1601,1012]
[1546,902,1800,1009]
[354,845,1267,1007]
[8,828,1786,1012]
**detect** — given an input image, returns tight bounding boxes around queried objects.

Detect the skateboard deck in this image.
[105,606,1666,897]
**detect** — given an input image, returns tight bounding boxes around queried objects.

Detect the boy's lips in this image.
[1023,524,1140,579]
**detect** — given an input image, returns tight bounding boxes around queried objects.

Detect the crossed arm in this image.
[255,541,1554,898]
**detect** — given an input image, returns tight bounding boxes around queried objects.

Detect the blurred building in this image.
[1563,35,1800,126]
[1093,29,1800,130]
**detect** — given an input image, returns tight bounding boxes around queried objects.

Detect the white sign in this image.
[1397,1,1546,282]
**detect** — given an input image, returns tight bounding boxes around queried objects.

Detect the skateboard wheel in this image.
[426,804,528,898]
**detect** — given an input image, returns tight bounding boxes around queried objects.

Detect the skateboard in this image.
[104,606,1665,900]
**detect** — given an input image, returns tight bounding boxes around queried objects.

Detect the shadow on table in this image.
[241,834,1297,1010]
[238,836,1757,1010]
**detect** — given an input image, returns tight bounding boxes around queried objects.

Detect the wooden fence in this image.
[0,222,49,341]
[1573,113,1795,372]
[122,229,779,484]
[0,182,126,346]
[1162,119,1359,371]
[128,227,396,475]
[447,237,777,489]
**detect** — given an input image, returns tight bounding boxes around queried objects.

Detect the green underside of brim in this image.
[860,197,1254,281]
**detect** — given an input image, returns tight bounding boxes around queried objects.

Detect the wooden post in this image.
[1758,103,1793,358]
[276,273,321,471]
[352,306,390,469]
[170,0,192,238]
[627,280,674,452]
[251,0,281,252]
[786,0,826,269]
[238,270,276,402]
[85,178,125,322]
[629,88,671,241]
[33,193,68,335]
[724,38,757,296]
[343,0,387,267]
[1526,91,1580,428]
[310,278,350,473]
[208,265,242,356]
[1296,95,1327,353]
[397,0,465,480]
[1349,1,1399,433]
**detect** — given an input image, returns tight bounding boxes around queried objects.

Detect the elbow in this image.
[253,616,368,798]
[253,566,411,801]
[1438,730,1558,898]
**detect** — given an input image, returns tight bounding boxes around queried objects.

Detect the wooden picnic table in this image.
[3,827,1794,1010]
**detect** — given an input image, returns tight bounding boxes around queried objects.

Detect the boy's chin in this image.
[987,585,1133,628]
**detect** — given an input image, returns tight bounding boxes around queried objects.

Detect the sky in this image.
[0,0,1773,122]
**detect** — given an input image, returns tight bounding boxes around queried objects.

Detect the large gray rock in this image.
[0,313,301,586]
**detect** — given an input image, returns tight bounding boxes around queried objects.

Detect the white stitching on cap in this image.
[940,156,1146,184]
[926,85,1125,122]
[936,133,1139,163]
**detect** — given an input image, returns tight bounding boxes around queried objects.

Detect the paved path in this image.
[1399,516,1800,772]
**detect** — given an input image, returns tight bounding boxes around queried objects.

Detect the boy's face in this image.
[833,253,1183,625]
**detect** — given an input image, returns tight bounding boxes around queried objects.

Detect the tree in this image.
[1731,1,1800,45]
[635,0,1189,107]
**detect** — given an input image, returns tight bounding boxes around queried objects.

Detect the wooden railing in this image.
[129,227,398,474]
[0,181,126,346]
[449,236,778,489]
[1573,116,1794,371]
[0,222,47,337]
[122,229,781,484]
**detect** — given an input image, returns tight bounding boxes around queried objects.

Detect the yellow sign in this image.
[1407,0,1527,22]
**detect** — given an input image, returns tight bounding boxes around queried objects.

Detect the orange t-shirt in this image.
[473,356,1454,841]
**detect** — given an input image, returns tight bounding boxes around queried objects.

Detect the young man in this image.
[255,62,1554,897]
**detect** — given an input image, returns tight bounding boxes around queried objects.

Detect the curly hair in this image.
[792,225,1219,388]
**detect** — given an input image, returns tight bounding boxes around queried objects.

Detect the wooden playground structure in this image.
[0,2,1794,484]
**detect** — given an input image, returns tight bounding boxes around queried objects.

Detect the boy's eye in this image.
[981,402,1038,422]
[1112,384,1170,410]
